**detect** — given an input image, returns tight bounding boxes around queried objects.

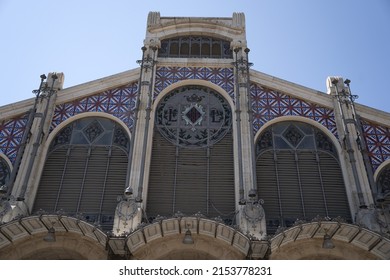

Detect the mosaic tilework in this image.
[251,83,338,137]
[154,67,235,100]
[51,83,138,132]
[361,119,390,172]
[0,114,28,164]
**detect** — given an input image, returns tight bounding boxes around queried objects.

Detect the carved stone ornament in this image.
[243,202,264,224]
[116,200,138,221]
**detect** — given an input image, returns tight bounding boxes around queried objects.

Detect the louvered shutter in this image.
[33,118,129,231]
[256,122,352,235]
[147,130,235,220]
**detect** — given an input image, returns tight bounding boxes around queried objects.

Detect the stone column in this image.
[114,39,159,235]
[232,41,266,240]
[4,73,64,221]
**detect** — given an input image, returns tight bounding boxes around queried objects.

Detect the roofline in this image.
[0,68,140,120]
[1,66,389,127]
[250,69,390,127]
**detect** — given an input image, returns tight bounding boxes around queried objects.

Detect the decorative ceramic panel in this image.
[154,67,234,100]
[0,114,28,164]
[361,119,390,172]
[51,83,138,132]
[250,83,337,137]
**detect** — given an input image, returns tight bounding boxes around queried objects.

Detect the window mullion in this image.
[273,150,283,226]
[316,152,329,217]
[98,146,112,223]
[54,146,71,212]
[294,151,306,219]
[173,146,179,214]
[76,146,91,213]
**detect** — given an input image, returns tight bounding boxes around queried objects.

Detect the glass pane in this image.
[297,135,315,149]
[180,42,189,56]
[191,42,200,56]
[212,42,221,57]
[169,41,179,56]
[201,43,210,56]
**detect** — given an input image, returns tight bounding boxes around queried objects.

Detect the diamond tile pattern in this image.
[51,82,139,132]
[154,66,235,100]
[361,119,390,172]
[0,114,28,164]
[250,83,338,137]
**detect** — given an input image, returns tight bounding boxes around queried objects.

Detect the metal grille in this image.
[256,122,351,235]
[147,131,235,223]
[33,117,129,231]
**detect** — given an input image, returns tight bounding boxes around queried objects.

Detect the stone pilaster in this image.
[327,77,374,216]
[232,44,266,240]
[3,73,64,221]
[115,42,159,234]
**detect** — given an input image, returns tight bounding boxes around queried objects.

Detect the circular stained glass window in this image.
[155,86,232,148]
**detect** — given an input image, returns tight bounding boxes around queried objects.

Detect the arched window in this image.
[0,157,11,187]
[147,86,235,224]
[33,117,130,231]
[377,165,390,204]
[159,36,232,59]
[255,121,351,234]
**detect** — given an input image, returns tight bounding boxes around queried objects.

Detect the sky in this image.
[0,0,389,112]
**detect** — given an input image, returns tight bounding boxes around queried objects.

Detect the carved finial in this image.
[232,12,245,28]
[147,11,161,27]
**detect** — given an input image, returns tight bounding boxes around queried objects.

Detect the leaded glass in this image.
[155,86,232,148]
[158,36,232,59]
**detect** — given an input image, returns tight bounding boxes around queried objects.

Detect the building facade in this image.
[0,12,390,260]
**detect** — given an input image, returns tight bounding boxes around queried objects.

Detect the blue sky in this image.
[0,0,389,112]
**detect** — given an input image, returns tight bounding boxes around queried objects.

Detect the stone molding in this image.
[270,220,390,260]
[1,215,389,259]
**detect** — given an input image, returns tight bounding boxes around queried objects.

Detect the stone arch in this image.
[0,152,12,190]
[254,116,341,154]
[374,159,390,182]
[0,215,107,260]
[147,18,243,44]
[154,79,235,109]
[47,111,132,145]
[269,221,390,259]
[121,217,249,260]
[0,153,13,173]
[374,159,390,203]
